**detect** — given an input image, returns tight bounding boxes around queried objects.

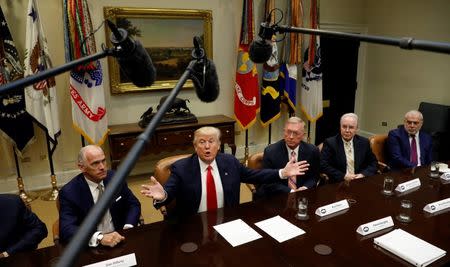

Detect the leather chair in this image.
[246,152,263,194]
[317,143,329,186]
[154,154,191,217]
[368,134,390,173]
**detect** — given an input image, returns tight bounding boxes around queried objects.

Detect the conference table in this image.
[2,164,450,266]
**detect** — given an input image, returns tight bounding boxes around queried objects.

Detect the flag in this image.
[280,64,297,112]
[300,0,322,122]
[260,40,281,126]
[300,38,323,122]
[234,0,259,130]
[0,6,35,153]
[24,0,60,149]
[63,0,108,145]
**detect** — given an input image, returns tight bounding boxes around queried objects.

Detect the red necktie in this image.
[206,165,217,211]
[410,135,418,165]
[288,151,297,190]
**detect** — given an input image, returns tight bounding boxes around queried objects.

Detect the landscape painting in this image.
[104,7,212,93]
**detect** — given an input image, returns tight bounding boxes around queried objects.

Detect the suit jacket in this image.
[156,153,281,218]
[0,194,47,255]
[255,140,320,198]
[387,126,433,170]
[59,170,141,244]
[320,134,378,183]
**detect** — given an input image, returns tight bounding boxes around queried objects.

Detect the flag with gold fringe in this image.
[300,0,323,122]
[260,0,281,127]
[24,0,61,150]
[0,5,35,154]
[63,0,108,145]
[280,0,303,113]
[234,0,259,130]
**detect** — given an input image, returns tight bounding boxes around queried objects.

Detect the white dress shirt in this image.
[198,159,224,213]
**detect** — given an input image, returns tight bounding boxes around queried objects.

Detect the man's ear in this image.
[78,162,85,172]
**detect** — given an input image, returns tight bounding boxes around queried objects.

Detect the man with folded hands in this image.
[59,145,141,247]
[320,113,377,183]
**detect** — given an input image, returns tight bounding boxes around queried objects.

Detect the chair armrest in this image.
[245,183,256,193]
[52,220,60,245]
[317,173,329,186]
[377,161,391,173]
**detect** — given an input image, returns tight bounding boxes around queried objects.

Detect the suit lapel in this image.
[336,136,347,168]
[353,136,361,172]
[216,154,231,206]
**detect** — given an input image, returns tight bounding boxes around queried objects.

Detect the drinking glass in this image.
[429,161,440,178]
[295,197,309,220]
[382,176,394,195]
[396,199,412,223]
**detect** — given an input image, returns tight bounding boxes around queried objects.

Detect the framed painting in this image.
[104,7,213,94]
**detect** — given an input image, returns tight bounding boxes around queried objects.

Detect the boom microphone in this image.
[107,20,156,87]
[189,36,220,102]
[249,19,276,63]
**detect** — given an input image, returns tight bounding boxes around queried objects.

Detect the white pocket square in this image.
[115,196,122,202]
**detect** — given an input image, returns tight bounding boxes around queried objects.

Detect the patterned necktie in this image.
[206,165,217,211]
[288,150,297,190]
[410,135,418,165]
[345,142,355,174]
[97,184,113,233]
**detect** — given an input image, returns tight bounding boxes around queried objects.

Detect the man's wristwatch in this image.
[97,233,104,244]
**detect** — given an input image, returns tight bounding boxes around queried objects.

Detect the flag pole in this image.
[268,124,272,145]
[244,129,250,167]
[40,133,59,201]
[12,145,38,204]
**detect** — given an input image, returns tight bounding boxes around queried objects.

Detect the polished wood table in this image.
[108,115,236,169]
[2,165,449,266]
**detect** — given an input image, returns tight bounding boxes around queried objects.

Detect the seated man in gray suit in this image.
[320,113,377,183]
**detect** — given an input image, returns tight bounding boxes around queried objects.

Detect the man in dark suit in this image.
[387,110,433,170]
[255,117,320,198]
[59,145,141,247]
[141,126,309,219]
[320,113,377,183]
[0,194,47,258]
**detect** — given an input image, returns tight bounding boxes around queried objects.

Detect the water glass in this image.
[382,176,394,195]
[296,197,309,220]
[396,199,413,223]
[429,162,440,178]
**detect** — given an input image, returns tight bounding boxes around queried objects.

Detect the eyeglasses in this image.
[405,120,420,125]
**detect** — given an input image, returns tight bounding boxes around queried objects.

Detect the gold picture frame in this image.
[104,7,213,94]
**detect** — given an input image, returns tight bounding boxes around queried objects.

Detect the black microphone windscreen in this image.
[191,59,220,103]
[249,39,272,63]
[116,40,156,87]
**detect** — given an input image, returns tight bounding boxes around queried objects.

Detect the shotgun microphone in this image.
[107,20,156,87]
[189,36,220,102]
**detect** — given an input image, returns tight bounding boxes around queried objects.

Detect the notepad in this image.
[374,229,446,267]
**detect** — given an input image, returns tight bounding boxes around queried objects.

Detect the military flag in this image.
[0,5,35,153]
[63,0,108,145]
[24,0,61,149]
[300,0,323,122]
[234,0,259,130]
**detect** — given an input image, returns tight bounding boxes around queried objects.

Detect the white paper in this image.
[395,178,421,193]
[315,199,349,217]
[83,253,137,267]
[254,215,305,243]
[374,229,446,267]
[423,198,450,213]
[213,219,262,247]
[356,216,394,236]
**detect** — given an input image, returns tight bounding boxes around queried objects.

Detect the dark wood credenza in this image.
[108,115,236,169]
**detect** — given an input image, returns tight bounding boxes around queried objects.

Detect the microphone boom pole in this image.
[274,25,450,55]
[55,58,199,267]
[0,49,112,95]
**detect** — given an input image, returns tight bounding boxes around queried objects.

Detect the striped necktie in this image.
[288,150,297,190]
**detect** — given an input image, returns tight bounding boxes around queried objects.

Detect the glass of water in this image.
[429,161,440,178]
[396,199,413,223]
[382,176,394,195]
[295,197,309,220]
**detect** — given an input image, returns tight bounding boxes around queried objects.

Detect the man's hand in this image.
[141,176,166,201]
[100,232,125,247]
[344,173,364,181]
[282,159,309,178]
[294,186,308,192]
